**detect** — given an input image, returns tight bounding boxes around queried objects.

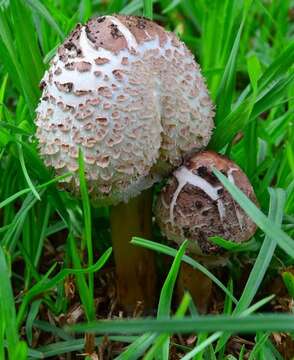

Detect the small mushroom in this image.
[155,151,258,311]
[155,151,258,256]
[35,15,214,312]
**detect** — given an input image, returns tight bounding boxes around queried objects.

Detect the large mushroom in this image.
[155,151,258,311]
[35,15,214,312]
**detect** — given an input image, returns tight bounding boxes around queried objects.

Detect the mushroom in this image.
[35,15,214,312]
[155,151,258,311]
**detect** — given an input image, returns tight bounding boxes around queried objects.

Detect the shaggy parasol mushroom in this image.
[35,15,214,312]
[155,151,258,311]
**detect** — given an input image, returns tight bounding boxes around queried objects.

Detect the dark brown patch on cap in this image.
[85,16,128,53]
[115,15,167,47]
[54,81,73,93]
[109,23,124,40]
[97,16,106,23]
[65,62,75,70]
[39,80,47,91]
[58,23,83,61]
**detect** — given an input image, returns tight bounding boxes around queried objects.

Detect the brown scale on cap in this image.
[36,15,214,206]
[155,151,258,256]
[58,24,83,61]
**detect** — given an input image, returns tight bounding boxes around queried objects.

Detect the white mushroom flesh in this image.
[170,166,225,225]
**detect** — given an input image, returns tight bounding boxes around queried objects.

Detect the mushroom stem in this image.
[177,263,212,314]
[110,189,156,313]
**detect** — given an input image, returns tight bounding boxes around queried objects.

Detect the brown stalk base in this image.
[84,332,96,356]
[110,189,156,314]
[177,262,212,314]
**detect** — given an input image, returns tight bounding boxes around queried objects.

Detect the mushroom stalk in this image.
[177,263,212,314]
[110,189,156,313]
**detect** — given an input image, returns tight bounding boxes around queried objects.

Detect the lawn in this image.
[0,0,293,359]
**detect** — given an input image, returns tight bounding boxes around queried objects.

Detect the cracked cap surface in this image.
[36,15,214,205]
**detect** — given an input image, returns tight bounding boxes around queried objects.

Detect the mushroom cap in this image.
[36,15,214,205]
[155,151,258,256]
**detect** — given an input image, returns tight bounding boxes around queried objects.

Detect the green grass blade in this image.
[34,203,50,268]
[33,336,135,359]
[120,0,143,15]
[213,170,294,257]
[115,333,157,360]
[2,192,43,251]
[155,241,188,359]
[131,237,237,304]
[215,6,248,123]
[248,333,269,360]
[16,247,112,327]
[157,241,187,318]
[182,295,274,360]
[282,271,294,297]
[33,320,73,341]
[215,187,286,351]
[209,236,259,252]
[25,300,42,346]
[26,0,64,38]
[143,0,153,19]
[68,232,94,322]
[145,293,191,360]
[17,142,40,201]
[0,172,72,210]
[162,0,181,14]
[0,247,19,359]
[107,0,126,13]
[78,149,93,302]
[182,332,222,360]
[69,313,294,334]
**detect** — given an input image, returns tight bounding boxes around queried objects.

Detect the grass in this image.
[0,0,293,359]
